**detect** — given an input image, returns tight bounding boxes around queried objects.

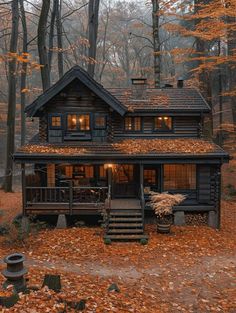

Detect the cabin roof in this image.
[107,88,211,113]
[15,139,228,161]
[25,66,127,117]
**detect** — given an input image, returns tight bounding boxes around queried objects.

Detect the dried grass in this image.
[150,192,186,217]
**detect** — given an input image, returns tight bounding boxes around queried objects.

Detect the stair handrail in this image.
[140,184,145,226]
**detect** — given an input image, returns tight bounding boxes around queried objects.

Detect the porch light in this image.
[104,163,113,169]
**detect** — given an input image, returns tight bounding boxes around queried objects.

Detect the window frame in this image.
[124,116,142,132]
[94,113,107,130]
[66,113,91,132]
[163,164,197,191]
[153,116,173,133]
[49,113,62,129]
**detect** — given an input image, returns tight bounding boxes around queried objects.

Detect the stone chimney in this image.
[131,78,147,99]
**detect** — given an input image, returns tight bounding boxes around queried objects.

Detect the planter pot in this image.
[157,223,171,234]
[156,215,173,234]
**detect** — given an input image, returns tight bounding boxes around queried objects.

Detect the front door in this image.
[143,165,160,193]
[113,164,138,198]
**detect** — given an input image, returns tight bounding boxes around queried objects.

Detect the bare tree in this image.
[56,0,64,78]
[152,0,161,87]
[38,0,51,91]
[4,0,19,192]
[87,0,100,78]
[19,0,27,146]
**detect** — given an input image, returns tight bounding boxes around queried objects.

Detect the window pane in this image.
[134,117,141,131]
[125,117,132,131]
[84,165,94,178]
[144,169,156,185]
[51,116,61,127]
[67,114,77,130]
[116,165,134,183]
[79,114,90,130]
[99,165,106,178]
[164,164,196,190]
[155,117,172,131]
[95,115,106,128]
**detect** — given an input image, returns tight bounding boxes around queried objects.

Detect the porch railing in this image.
[140,184,145,226]
[25,186,109,210]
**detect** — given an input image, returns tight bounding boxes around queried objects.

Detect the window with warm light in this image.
[67,114,90,131]
[154,116,172,131]
[124,117,141,131]
[50,115,61,128]
[164,164,196,190]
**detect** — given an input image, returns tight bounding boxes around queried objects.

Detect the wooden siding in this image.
[44,80,111,143]
[112,114,200,139]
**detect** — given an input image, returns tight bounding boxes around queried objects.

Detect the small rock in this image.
[108,283,120,293]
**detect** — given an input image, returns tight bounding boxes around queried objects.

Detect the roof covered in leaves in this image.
[107,88,211,113]
[25,66,127,117]
[14,139,228,162]
[25,66,210,117]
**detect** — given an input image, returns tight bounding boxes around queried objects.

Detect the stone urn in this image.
[2,253,28,292]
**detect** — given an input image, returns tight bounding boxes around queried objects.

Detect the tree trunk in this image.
[4,0,19,192]
[56,0,64,78]
[87,0,100,78]
[38,0,51,91]
[19,0,27,146]
[48,0,58,72]
[194,0,213,138]
[152,0,161,88]
[226,1,236,138]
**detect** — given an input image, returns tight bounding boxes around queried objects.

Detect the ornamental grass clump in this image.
[150,192,186,218]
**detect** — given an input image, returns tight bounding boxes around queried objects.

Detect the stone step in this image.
[104,234,148,241]
[109,217,142,222]
[107,229,143,234]
[110,212,142,217]
[108,223,143,228]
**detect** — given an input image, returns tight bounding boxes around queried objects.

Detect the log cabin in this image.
[14,66,229,241]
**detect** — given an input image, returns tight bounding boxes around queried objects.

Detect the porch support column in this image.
[140,164,144,188]
[108,167,112,187]
[21,163,26,216]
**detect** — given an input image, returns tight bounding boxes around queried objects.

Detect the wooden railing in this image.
[25,186,109,211]
[140,184,145,226]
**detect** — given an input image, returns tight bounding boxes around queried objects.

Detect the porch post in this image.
[140,164,144,188]
[108,167,112,187]
[21,163,26,216]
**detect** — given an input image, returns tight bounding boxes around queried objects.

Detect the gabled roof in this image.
[108,87,211,113]
[25,66,127,117]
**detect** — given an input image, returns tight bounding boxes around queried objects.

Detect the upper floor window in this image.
[124,117,141,131]
[94,114,106,129]
[67,114,90,131]
[154,116,172,132]
[50,115,61,129]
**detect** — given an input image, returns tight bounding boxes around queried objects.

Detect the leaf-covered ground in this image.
[0,191,235,312]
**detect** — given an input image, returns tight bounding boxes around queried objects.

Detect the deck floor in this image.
[111,199,141,210]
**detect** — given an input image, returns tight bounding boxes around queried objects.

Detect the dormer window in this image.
[124,117,141,131]
[154,116,172,132]
[67,114,90,131]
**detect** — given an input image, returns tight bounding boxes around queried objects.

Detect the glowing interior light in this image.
[164,117,168,120]
[158,117,162,120]
[72,117,76,123]
[79,118,83,123]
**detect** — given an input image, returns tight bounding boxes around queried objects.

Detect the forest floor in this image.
[0,191,235,312]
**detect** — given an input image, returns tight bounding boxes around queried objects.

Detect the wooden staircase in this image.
[104,198,148,243]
